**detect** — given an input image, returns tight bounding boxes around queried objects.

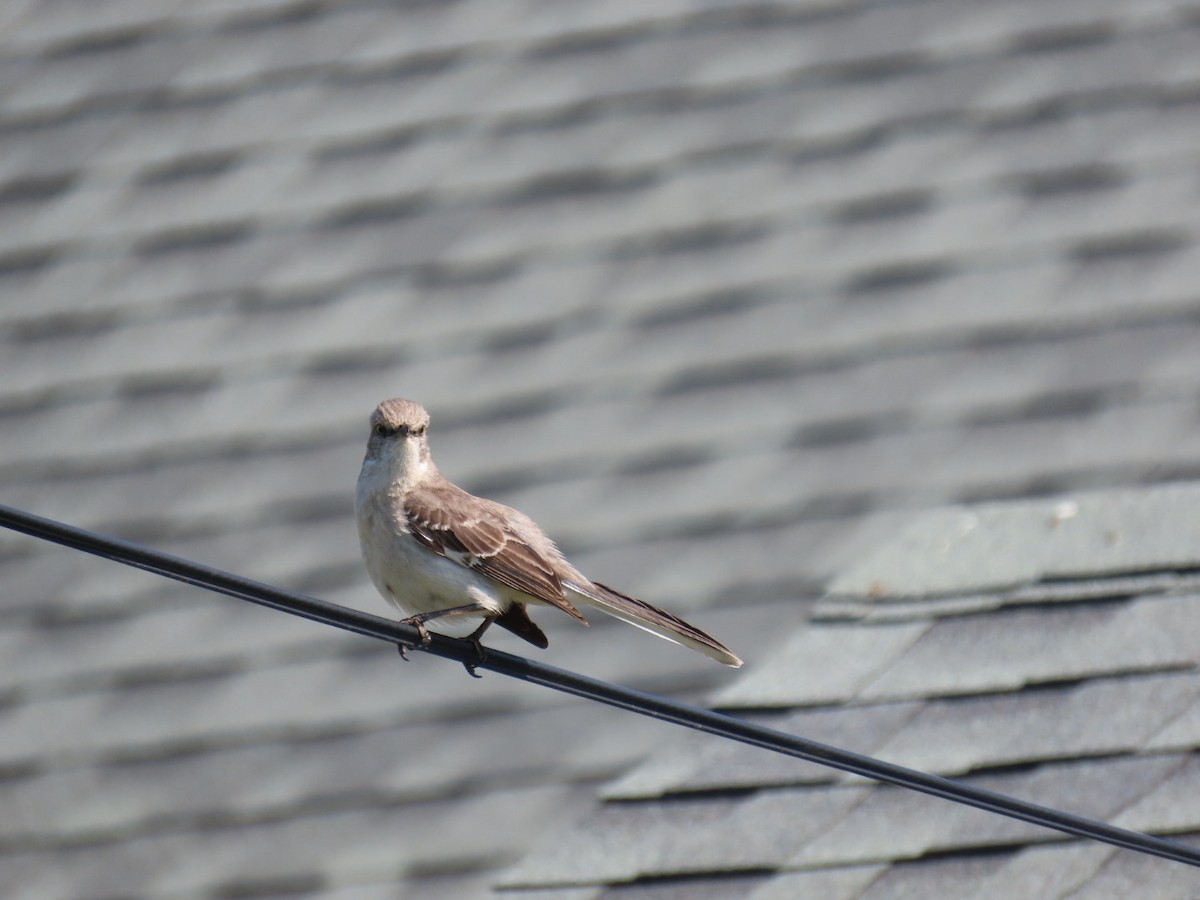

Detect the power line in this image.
[1,502,1198,868]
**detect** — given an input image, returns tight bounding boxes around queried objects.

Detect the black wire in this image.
[2,502,1199,867]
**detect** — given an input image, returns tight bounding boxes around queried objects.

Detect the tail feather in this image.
[570,581,743,668]
[493,603,550,649]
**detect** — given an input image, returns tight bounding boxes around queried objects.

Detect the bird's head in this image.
[363,397,434,485]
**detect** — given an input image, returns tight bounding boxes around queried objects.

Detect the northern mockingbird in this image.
[356,398,742,668]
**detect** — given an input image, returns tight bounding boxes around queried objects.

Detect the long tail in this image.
[568,580,743,668]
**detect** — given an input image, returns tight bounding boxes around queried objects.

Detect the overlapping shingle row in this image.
[3,0,1200,896]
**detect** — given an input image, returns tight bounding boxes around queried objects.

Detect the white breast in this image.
[356,464,507,636]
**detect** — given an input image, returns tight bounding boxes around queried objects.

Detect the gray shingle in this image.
[746,866,887,900]
[604,701,921,798]
[617,670,1200,801]
[790,755,1181,869]
[713,620,929,708]
[502,785,870,888]
[1070,835,1200,899]
[0,602,321,694]
[828,483,1200,602]
[856,854,1022,900]
[962,842,1115,900]
[1114,755,1200,835]
[869,672,1199,775]
[1,0,187,49]
[857,594,1200,700]
[0,699,670,855]
[500,888,602,900]
[1144,692,1200,753]
[2,781,581,900]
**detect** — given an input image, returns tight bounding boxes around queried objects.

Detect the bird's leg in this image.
[396,605,494,676]
[399,604,490,642]
[464,617,492,658]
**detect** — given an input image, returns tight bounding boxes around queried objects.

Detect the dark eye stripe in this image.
[373,422,426,436]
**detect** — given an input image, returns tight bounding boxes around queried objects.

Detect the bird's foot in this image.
[399,616,433,646]
[395,616,432,661]
[460,621,490,678]
[461,636,488,679]
[394,611,491,677]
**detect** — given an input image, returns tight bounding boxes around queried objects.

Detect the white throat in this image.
[358,436,433,501]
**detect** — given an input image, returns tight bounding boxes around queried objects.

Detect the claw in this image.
[470,637,487,662]
[461,636,488,678]
[397,643,410,661]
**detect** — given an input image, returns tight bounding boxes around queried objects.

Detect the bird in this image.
[355,397,742,668]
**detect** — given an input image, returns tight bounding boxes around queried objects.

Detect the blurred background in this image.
[3,0,1200,896]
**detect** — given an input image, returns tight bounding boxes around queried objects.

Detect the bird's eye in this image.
[414,424,427,435]
[373,423,389,437]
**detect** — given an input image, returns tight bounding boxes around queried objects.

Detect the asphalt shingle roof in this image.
[508,487,1200,895]
[4,0,1200,896]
